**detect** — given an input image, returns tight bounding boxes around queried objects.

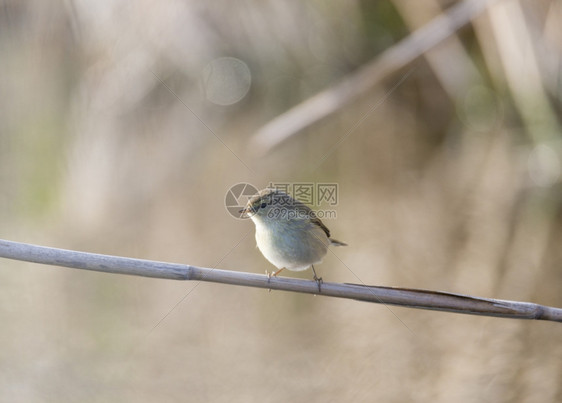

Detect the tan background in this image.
[1,0,561,401]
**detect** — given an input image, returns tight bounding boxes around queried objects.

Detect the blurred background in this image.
[1,0,561,401]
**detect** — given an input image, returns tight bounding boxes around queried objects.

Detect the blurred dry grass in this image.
[1,0,562,401]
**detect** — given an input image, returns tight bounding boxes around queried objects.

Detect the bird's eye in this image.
[260,203,267,209]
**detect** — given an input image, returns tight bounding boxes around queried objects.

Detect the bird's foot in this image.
[313,274,323,293]
[311,265,322,293]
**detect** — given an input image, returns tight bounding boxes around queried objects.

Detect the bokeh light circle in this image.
[202,57,251,106]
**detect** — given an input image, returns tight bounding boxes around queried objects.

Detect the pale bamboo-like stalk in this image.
[0,239,560,323]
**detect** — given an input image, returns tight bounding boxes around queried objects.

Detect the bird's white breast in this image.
[253,218,330,272]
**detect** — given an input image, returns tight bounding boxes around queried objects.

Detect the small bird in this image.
[239,188,346,288]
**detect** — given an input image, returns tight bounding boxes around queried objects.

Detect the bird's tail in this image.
[330,238,347,246]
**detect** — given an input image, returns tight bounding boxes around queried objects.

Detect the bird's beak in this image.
[239,206,257,218]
